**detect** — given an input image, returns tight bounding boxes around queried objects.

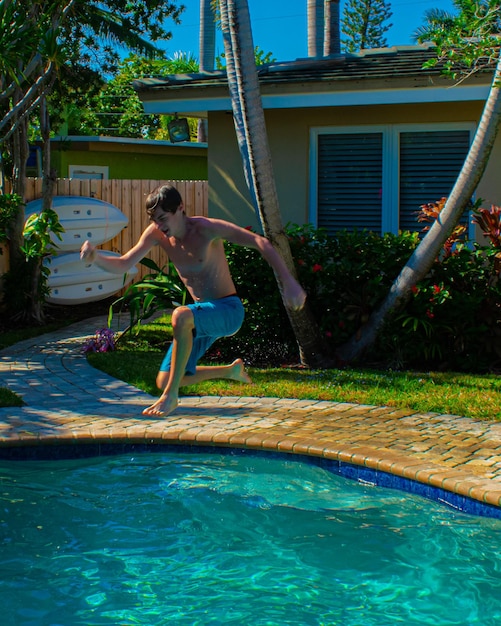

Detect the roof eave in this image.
[133,45,494,116]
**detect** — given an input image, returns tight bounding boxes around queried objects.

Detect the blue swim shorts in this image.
[159,295,245,376]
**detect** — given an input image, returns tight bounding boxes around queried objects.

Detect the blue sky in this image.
[162,0,456,63]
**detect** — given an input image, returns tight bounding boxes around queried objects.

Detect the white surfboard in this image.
[45,251,138,305]
[25,196,128,251]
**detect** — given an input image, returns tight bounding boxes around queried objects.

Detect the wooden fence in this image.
[12,178,208,284]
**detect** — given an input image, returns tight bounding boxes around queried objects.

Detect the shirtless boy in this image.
[80,184,306,417]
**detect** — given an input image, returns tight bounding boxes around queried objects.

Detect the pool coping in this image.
[1,316,501,516]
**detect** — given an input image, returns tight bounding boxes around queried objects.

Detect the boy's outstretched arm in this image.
[207,219,307,311]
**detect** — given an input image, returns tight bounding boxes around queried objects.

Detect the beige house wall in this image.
[208,100,501,238]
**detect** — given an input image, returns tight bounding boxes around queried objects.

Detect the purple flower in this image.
[82,328,116,354]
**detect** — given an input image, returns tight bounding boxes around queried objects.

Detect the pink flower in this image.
[426,309,435,319]
[312,263,323,273]
[325,331,332,338]
[433,284,441,294]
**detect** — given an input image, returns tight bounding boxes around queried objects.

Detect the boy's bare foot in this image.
[142,394,178,417]
[229,358,252,384]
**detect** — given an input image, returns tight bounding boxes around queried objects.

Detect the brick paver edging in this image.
[1,316,501,514]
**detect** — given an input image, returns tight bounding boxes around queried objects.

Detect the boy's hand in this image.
[80,240,96,262]
[283,279,307,311]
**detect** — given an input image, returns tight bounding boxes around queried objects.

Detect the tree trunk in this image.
[307,0,324,57]
[199,0,216,71]
[324,0,341,56]
[28,95,56,323]
[7,87,28,271]
[197,0,216,143]
[219,0,330,367]
[337,49,501,362]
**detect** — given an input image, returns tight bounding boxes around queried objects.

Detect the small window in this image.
[69,165,109,180]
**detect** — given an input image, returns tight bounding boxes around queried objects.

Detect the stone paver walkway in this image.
[1,316,501,510]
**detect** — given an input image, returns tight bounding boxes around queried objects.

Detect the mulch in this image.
[0,298,115,335]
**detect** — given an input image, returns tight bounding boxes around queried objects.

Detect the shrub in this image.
[212,225,420,366]
[216,221,500,373]
[108,210,500,373]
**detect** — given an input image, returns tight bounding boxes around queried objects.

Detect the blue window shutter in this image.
[399,130,470,232]
[318,133,383,234]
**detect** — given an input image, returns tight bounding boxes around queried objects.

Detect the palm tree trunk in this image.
[29,94,57,323]
[199,0,216,70]
[219,0,330,367]
[324,0,341,56]
[8,86,28,271]
[338,49,501,362]
[307,0,324,57]
[198,0,216,142]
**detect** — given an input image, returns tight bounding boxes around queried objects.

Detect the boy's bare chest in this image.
[159,234,217,273]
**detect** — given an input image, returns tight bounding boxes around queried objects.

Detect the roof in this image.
[132,45,494,116]
[50,135,207,149]
[133,45,443,93]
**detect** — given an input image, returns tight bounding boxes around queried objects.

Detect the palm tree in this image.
[412,8,457,43]
[1,0,184,322]
[218,0,329,367]
[1,0,75,322]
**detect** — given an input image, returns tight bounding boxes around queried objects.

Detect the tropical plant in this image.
[72,53,200,139]
[338,0,501,363]
[1,205,65,322]
[472,203,501,248]
[0,193,21,243]
[341,0,393,52]
[61,0,184,76]
[215,46,276,69]
[0,0,184,323]
[0,0,74,322]
[108,258,187,334]
[414,0,500,77]
[416,196,473,258]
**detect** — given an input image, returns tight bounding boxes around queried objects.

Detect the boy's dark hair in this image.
[146,184,183,216]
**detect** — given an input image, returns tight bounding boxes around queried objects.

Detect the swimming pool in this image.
[1,448,501,625]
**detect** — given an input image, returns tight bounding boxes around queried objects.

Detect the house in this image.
[133,44,499,239]
[33,135,207,181]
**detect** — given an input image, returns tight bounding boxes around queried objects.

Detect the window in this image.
[310,124,473,235]
[317,132,383,233]
[69,165,109,180]
[399,130,471,232]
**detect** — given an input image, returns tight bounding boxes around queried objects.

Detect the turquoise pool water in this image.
[1,451,501,625]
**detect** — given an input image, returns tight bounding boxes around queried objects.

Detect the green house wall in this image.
[49,137,207,180]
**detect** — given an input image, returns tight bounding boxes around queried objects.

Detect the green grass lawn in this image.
[85,316,501,421]
[1,314,500,421]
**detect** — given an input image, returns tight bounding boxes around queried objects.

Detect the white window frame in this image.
[69,165,109,180]
[309,122,476,236]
